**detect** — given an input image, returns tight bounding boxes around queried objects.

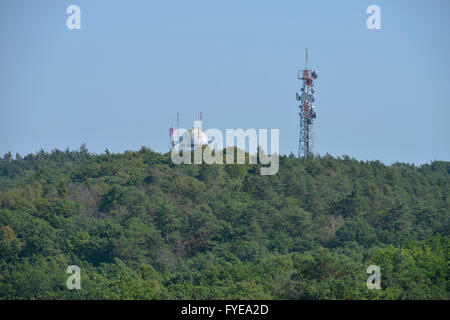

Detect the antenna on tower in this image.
[305,48,308,69]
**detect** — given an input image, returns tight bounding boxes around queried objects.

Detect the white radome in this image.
[176,124,212,151]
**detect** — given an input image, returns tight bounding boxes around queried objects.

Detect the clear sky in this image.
[1,0,449,165]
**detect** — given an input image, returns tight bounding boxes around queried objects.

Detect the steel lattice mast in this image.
[297,49,318,158]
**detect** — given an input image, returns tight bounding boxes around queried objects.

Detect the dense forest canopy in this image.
[0,146,448,299]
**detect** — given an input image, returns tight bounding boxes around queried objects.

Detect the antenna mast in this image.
[170,113,180,151]
[176,112,180,148]
[297,48,318,158]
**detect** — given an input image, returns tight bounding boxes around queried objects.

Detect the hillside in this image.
[0,146,448,299]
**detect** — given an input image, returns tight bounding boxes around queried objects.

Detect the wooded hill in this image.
[0,146,448,299]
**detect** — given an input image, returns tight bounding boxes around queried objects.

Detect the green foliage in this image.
[0,148,448,299]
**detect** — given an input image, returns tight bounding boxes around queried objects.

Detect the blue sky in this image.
[1,0,449,164]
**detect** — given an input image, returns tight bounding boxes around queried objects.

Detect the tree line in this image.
[0,146,448,299]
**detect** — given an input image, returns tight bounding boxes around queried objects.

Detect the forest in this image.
[0,145,448,299]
